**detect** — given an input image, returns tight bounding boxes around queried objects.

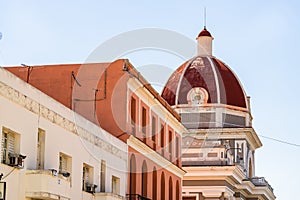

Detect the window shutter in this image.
[7,133,15,155]
[1,133,7,162]
[60,155,68,171]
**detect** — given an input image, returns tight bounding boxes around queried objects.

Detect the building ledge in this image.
[25,170,71,199]
[26,192,70,200]
[243,177,274,194]
[95,192,125,200]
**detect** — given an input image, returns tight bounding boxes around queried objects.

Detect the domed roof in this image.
[161,56,247,108]
[197,27,212,37]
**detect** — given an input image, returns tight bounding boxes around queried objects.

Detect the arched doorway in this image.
[169,177,173,200]
[142,160,148,197]
[129,154,136,195]
[176,180,180,200]
[161,172,165,200]
[152,167,157,200]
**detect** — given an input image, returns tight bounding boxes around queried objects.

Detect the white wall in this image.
[0,68,127,200]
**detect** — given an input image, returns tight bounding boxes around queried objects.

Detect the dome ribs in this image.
[161,56,247,109]
[211,58,247,108]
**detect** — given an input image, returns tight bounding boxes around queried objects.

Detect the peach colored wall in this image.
[128,147,182,200]
[127,91,182,167]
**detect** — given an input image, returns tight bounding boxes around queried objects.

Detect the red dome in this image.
[198,28,212,37]
[161,56,247,108]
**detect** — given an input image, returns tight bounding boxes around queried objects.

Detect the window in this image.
[82,163,95,193]
[59,153,72,179]
[176,180,180,200]
[142,161,148,197]
[222,113,246,128]
[130,97,136,136]
[1,127,23,167]
[169,131,173,159]
[151,116,156,145]
[100,160,106,192]
[129,155,136,195]
[152,167,157,200]
[169,177,173,200]
[112,176,120,195]
[142,107,147,140]
[175,136,179,165]
[37,129,45,169]
[160,124,165,156]
[160,172,165,200]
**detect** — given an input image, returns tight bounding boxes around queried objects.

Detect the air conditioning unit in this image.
[85,183,97,193]
[59,170,71,178]
[8,153,26,168]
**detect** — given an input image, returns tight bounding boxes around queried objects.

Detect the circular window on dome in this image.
[187,87,208,105]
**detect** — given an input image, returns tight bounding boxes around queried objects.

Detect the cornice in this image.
[127,135,186,178]
[128,78,187,134]
[186,127,262,150]
[0,72,126,161]
[183,165,245,183]
[236,180,276,200]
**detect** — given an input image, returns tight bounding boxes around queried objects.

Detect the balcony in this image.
[25,169,71,200]
[82,191,125,200]
[95,192,126,200]
[247,177,274,193]
[126,194,151,200]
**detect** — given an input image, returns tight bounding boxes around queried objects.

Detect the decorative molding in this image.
[174,103,249,113]
[236,180,276,200]
[0,81,126,160]
[128,78,187,134]
[25,192,70,200]
[187,128,262,150]
[127,135,186,178]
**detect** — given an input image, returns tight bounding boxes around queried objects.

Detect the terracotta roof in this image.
[161,56,247,108]
[197,27,212,37]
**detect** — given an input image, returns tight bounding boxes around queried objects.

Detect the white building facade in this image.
[0,67,127,200]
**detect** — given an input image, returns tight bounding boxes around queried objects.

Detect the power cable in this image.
[1,167,16,180]
[258,134,300,148]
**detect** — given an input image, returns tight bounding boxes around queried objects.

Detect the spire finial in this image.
[204,7,207,29]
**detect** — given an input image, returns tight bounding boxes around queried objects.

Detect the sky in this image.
[1,0,300,199]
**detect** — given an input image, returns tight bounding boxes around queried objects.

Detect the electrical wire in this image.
[258,134,300,148]
[71,71,82,87]
[1,167,16,180]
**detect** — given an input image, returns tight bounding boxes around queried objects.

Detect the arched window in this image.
[142,160,148,197]
[176,180,180,200]
[161,172,165,200]
[152,167,157,200]
[169,177,173,200]
[129,154,136,195]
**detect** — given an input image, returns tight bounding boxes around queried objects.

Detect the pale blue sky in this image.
[1,1,300,199]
